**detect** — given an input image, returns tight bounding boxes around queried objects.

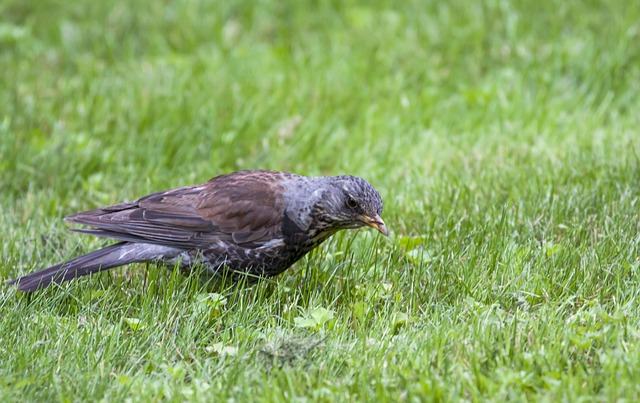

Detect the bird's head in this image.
[313,175,387,236]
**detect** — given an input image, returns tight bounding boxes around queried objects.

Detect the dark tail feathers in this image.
[8,242,166,292]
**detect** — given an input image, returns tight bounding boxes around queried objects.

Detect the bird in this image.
[9,170,387,292]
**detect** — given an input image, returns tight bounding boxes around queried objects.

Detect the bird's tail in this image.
[8,242,166,292]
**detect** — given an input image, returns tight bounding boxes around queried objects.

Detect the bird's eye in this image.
[346,196,358,209]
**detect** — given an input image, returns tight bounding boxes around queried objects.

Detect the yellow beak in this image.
[361,214,388,236]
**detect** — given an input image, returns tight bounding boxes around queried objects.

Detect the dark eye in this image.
[346,195,358,209]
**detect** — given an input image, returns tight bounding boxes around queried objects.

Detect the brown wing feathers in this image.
[64,171,287,249]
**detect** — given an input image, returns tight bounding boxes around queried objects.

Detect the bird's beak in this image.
[361,214,388,236]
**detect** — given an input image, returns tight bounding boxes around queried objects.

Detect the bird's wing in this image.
[65,171,288,249]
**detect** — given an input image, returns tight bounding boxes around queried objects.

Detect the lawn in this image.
[1,0,639,400]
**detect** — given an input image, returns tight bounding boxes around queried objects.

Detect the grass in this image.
[1,0,640,400]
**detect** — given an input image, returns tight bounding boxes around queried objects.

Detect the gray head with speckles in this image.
[309,175,387,235]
